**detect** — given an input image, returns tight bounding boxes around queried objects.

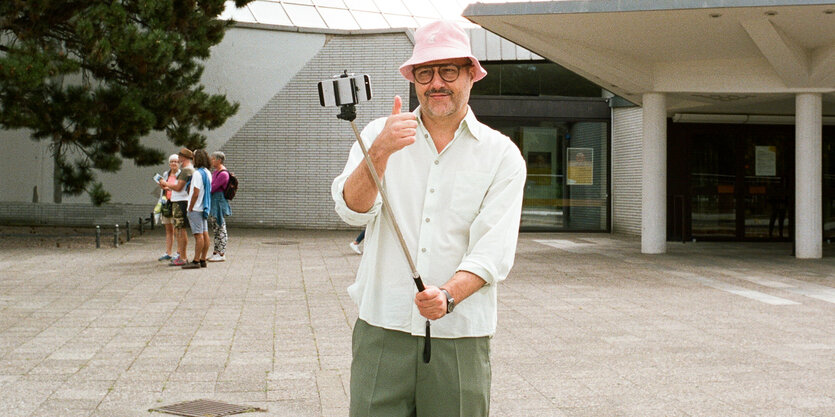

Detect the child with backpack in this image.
[208,151,235,262]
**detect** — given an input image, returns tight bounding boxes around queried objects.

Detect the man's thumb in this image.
[391,95,402,115]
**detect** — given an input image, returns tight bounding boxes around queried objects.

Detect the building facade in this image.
[0,3,613,233]
[7,1,829,258]
[465,0,835,258]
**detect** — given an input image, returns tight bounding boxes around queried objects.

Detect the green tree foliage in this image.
[0,0,252,205]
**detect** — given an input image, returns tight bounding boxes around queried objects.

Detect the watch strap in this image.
[440,288,454,314]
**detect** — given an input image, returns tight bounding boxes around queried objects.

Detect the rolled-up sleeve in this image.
[457,149,527,285]
[331,120,384,226]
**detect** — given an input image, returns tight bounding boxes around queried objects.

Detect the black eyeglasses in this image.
[412,63,472,85]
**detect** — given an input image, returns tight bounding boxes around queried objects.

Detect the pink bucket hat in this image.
[399,20,487,83]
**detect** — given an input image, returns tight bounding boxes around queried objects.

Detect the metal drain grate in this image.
[149,399,266,417]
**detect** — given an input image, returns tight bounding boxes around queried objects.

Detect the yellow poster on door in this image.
[567,148,593,185]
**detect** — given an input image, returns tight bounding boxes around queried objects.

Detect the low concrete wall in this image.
[0,202,154,227]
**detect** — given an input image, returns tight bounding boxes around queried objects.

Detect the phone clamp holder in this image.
[336,72,358,122]
[337,104,356,123]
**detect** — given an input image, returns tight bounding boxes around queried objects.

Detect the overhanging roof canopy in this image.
[464,0,835,115]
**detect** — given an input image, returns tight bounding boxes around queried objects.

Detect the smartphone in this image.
[318,73,372,107]
[153,173,163,182]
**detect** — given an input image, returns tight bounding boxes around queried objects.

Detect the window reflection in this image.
[472,62,602,97]
[690,134,737,238]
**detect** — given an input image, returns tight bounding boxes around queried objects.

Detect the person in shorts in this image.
[157,154,180,261]
[182,149,212,269]
[159,147,194,266]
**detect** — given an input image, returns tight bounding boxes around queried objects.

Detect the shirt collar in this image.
[414,105,483,141]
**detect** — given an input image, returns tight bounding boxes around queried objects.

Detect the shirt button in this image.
[424,134,428,138]
[421,248,427,253]
[434,160,439,165]
[430,188,435,193]
[425,218,430,223]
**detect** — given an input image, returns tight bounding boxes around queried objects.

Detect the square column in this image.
[795,93,823,259]
[642,93,667,254]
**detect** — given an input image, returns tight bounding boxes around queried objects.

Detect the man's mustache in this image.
[425,88,453,96]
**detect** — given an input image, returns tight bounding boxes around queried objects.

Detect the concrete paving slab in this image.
[0,229,833,416]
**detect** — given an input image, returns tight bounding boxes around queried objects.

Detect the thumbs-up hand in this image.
[372,95,417,158]
[391,94,403,115]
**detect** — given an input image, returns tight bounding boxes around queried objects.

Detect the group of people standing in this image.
[157,147,232,269]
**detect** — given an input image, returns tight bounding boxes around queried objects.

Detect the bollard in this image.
[139,217,144,235]
[96,225,101,248]
[114,224,119,248]
[150,211,155,230]
[126,221,131,242]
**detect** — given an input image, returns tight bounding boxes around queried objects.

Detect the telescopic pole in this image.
[339,104,431,363]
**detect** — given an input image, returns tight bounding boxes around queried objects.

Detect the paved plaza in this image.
[0,228,833,416]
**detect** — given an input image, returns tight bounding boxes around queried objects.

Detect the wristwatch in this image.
[440,288,455,314]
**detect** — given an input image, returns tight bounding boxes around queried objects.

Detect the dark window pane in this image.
[471,61,601,98]
[500,63,539,96]
[538,63,601,97]
[471,63,500,95]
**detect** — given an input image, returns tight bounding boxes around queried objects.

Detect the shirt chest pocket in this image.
[450,172,492,220]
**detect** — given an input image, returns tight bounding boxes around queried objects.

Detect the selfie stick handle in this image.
[349,121,426,292]
[341,104,430,363]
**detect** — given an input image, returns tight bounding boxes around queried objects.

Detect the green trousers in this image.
[349,319,491,417]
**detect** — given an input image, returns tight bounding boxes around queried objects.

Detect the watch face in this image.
[442,289,454,313]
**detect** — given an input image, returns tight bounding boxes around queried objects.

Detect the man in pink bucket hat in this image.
[332,20,526,417]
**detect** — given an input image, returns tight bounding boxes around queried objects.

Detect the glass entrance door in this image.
[742,137,792,239]
[480,117,610,231]
[672,124,796,241]
[690,133,737,238]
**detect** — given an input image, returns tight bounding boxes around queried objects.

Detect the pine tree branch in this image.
[2,0,242,200]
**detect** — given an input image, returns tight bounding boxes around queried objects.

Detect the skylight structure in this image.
[219,0,477,30]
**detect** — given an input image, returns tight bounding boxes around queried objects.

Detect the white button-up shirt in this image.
[332,106,526,338]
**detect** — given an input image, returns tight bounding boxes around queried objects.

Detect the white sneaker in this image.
[207,254,226,262]
[349,242,362,255]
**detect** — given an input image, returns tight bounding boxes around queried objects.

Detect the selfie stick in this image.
[337,102,432,364]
